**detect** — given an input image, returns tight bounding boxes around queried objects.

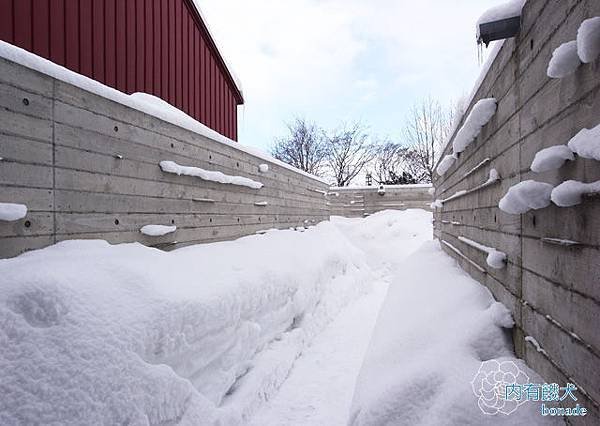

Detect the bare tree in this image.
[271,118,327,175]
[401,97,454,183]
[325,122,376,187]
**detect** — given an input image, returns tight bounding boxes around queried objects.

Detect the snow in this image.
[0,203,27,221]
[330,184,432,190]
[349,241,558,426]
[530,145,575,172]
[140,225,177,237]
[486,168,501,184]
[464,157,491,178]
[428,187,435,196]
[577,17,600,63]
[258,164,269,173]
[0,41,328,185]
[551,180,600,207]
[160,160,264,189]
[458,236,507,269]
[253,201,268,207]
[547,41,581,78]
[0,219,378,424]
[567,125,600,161]
[431,199,444,209]
[452,98,497,154]
[436,154,456,176]
[499,180,554,214]
[476,0,526,27]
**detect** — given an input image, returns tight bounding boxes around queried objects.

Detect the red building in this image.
[0,0,244,140]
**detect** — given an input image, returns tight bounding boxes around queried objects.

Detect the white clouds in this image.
[197,0,502,148]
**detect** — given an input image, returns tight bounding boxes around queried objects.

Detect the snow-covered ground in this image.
[0,209,556,425]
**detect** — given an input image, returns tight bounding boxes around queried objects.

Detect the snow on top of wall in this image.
[499,180,554,214]
[140,225,177,237]
[0,41,328,185]
[567,125,600,161]
[160,160,264,189]
[330,184,432,190]
[436,154,456,176]
[452,98,497,154]
[0,203,27,221]
[530,145,574,173]
[551,180,600,207]
[547,40,581,78]
[577,17,600,63]
[476,0,526,26]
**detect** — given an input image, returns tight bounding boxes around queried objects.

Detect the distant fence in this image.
[433,0,600,421]
[0,56,329,258]
[328,185,432,217]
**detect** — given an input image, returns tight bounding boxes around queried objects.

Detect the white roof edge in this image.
[0,41,328,185]
[330,184,432,190]
[190,0,243,99]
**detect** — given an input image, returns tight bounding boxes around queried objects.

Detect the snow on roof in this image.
[0,41,328,185]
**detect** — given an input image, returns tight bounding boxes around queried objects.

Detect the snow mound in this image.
[431,199,444,209]
[567,125,600,161]
[349,241,556,426]
[551,180,600,207]
[547,41,581,78]
[0,222,374,424]
[160,160,263,189]
[499,180,554,214]
[0,203,27,221]
[577,17,600,63]
[476,0,526,26]
[530,145,574,172]
[452,98,497,154]
[140,225,177,236]
[436,154,456,176]
[258,164,269,173]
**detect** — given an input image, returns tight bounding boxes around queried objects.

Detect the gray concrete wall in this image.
[329,185,432,218]
[0,57,330,258]
[433,0,600,421]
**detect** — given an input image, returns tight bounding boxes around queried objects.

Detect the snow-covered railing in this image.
[434,169,501,208]
[441,240,487,274]
[457,236,507,269]
[160,161,264,189]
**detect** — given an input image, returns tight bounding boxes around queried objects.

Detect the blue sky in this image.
[197,0,502,151]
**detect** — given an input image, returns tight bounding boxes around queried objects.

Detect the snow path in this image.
[249,281,388,426]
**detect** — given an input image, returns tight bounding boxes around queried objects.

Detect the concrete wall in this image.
[329,185,432,218]
[0,57,329,259]
[433,0,600,421]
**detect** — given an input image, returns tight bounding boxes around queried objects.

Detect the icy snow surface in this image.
[547,41,581,78]
[530,145,575,172]
[577,17,600,63]
[0,202,27,221]
[349,241,559,426]
[140,225,177,237]
[551,180,600,207]
[452,98,497,154]
[436,154,456,176]
[499,180,554,214]
[567,125,600,161]
[160,160,264,189]
[476,0,526,27]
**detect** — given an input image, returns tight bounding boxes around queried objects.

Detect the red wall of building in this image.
[0,0,242,140]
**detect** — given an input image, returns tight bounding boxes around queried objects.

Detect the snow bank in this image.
[0,41,328,185]
[0,222,374,424]
[577,17,600,63]
[436,154,456,176]
[499,180,554,214]
[160,160,263,189]
[452,98,497,154]
[349,241,556,425]
[567,125,600,161]
[140,225,177,237]
[530,145,574,172]
[458,236,507,269]
[476,0,526,27]
[547,41,581,78]
[0,202,27,221]
[551,180,600,207]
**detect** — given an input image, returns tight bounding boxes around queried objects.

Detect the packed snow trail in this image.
[249,211,434,425]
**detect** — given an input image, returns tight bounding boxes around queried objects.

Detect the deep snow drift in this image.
[0,222,374,425]
[349,241,560,426]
